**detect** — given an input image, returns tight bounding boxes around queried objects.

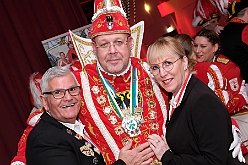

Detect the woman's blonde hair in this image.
[147,36,196,73]
[174,34,197,71]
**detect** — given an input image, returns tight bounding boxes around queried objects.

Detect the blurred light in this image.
[144,3,150,13]
[167,26,174,33]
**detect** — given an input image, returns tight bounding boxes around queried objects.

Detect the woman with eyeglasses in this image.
[146,36,245,164]
[175,32,248,161]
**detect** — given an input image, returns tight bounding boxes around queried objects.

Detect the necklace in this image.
[97,65,143,137]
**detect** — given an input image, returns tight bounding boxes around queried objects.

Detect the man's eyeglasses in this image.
[149,57,182,76]
[95,38,128,51]
[43,86,81,99]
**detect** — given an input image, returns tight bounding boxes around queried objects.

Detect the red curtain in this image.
[0,0,88,164]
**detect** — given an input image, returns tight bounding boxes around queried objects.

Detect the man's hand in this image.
[118,140,154,165]
[214,25,224,35]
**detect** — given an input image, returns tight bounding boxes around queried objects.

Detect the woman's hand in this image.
[118,140,154,165]
[148,134,170,161]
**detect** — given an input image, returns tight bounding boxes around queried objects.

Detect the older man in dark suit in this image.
[26,66,153,165]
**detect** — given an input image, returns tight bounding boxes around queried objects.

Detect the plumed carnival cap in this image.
[89,0,131,39]
[226,0,248,21]
[192,0,221,27]
[195,13,221,27]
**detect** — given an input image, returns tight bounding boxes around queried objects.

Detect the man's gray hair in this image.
[40,65,78,93]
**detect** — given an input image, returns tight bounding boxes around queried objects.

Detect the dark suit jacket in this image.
[161,75,245,165]
[219,22,248,81]
[26,112,125,165]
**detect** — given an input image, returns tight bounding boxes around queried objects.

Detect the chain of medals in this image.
[97,65,143,137]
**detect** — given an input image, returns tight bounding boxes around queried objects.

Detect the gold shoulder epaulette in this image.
[217,57,229,64]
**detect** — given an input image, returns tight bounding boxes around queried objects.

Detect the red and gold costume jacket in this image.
[195,54,248,115]
[74,57,169,164]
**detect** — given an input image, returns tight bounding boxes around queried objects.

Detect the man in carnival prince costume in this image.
[72,0,168,164]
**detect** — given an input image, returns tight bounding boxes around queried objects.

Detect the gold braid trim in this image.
[208,67,221,89]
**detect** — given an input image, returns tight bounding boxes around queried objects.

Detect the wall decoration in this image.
[41,24,91,67]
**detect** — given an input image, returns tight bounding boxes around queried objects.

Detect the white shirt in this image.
[60,120,85,136]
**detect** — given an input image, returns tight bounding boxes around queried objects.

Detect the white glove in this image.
[229,125,246,163]
[240,80,248,95]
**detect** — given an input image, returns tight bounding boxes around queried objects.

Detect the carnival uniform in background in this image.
[11,73,45,165]
[219,0,248,82]
[193,29,248,115]
[192,0,224,34]
[195,54,248,114]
